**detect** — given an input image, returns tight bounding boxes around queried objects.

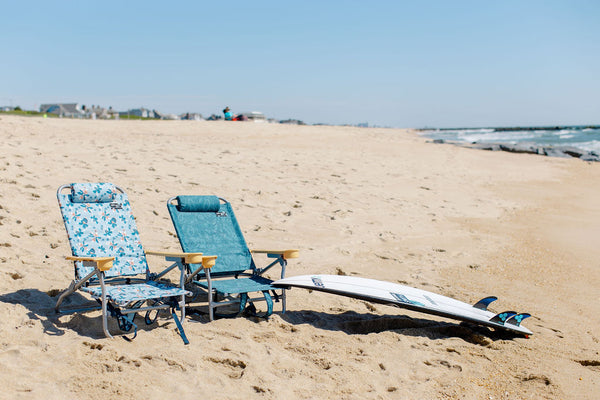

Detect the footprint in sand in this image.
[575,359,600,372]
[82,341,104,351]
[517,373,552,386]
[423,359,463,372]
[206,357,247,379]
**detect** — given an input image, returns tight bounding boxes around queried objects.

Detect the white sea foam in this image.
[458,130,538,143]
[556,129,577,136]
[577,140,600,153]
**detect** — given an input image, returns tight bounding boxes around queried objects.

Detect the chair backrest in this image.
[57,183,149,279]
[167,196,254,275]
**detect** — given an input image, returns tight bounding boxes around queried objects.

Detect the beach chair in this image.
[55,183,216,343]
[166,195,298,320]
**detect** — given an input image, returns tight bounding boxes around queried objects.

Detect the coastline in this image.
[418,125,600,162]
[430,139,600,162]
[418,125,600,132]
[1,116,598,399]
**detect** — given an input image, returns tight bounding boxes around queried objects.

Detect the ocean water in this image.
[419,126,600,154]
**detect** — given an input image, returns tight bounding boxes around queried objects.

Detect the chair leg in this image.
[99,273,113,338]
[171,310,189,345]
[208,292,214,321]
[178,262,186,323]
[206,270,214,321]
[55,281,76,312]
[101,298,113,338]
[55,272,94,312]
[180,294,186,322]
[280,259,288,314]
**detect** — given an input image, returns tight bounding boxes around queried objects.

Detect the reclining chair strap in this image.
[239,292,272,317]
[104,301,139,341]
[239,293,249,314]
[262,290,273,317]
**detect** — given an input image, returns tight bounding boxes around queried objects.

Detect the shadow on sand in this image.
[1,289,524,344]
[0,288,175,340]
[280,309,523,345]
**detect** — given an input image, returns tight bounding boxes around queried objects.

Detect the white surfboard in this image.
[273,275,532,336]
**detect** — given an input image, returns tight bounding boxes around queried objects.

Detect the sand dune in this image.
[0,115,598,399]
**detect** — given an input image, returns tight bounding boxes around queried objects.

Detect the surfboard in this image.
[273,275,532,336]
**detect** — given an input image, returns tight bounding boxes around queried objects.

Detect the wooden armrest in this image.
[251,249,299,260]
[66,256,114,271]
[145,250,204,264]
[201,256,217,269]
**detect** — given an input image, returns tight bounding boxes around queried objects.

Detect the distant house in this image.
[88,105,118,119]
[39,103,115,119]
[153,110,179,120]
[40,103,86,118]
[119,108,156,118]
[0,106,15,112]
[105,107,119,119]
[85,105,112,119]
[180,113,203,121]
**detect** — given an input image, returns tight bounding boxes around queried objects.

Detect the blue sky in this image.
[1,1,599,127]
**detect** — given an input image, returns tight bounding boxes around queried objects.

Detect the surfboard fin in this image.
[489,311,517,325]
[506,313,531,327]
[473,296,498,311]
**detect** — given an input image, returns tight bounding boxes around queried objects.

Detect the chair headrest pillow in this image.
[177,195,221,212]
[71,183,119,203]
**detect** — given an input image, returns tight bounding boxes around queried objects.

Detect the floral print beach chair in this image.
[55,183,215,343]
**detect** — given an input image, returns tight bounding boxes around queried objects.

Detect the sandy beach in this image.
[0,115,598,399]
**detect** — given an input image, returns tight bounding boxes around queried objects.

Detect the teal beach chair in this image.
[167,195,298,320]
[56,183,214,343]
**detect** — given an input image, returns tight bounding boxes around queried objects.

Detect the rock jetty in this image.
[430,139,600,162]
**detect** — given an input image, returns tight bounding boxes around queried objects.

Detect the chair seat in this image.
[195,275,275,295]
[82,281,190,306]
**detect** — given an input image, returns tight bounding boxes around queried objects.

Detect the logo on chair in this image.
[110,202,123,210]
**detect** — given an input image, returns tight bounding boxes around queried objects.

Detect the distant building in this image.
[39,103,117,119]
[180,113,203,121]
[40,103,85,118]
[0,106,15,112]
[152,110,179,120]
[119,108,156,118]
[104,106,119,119]
[87,105,113,119]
